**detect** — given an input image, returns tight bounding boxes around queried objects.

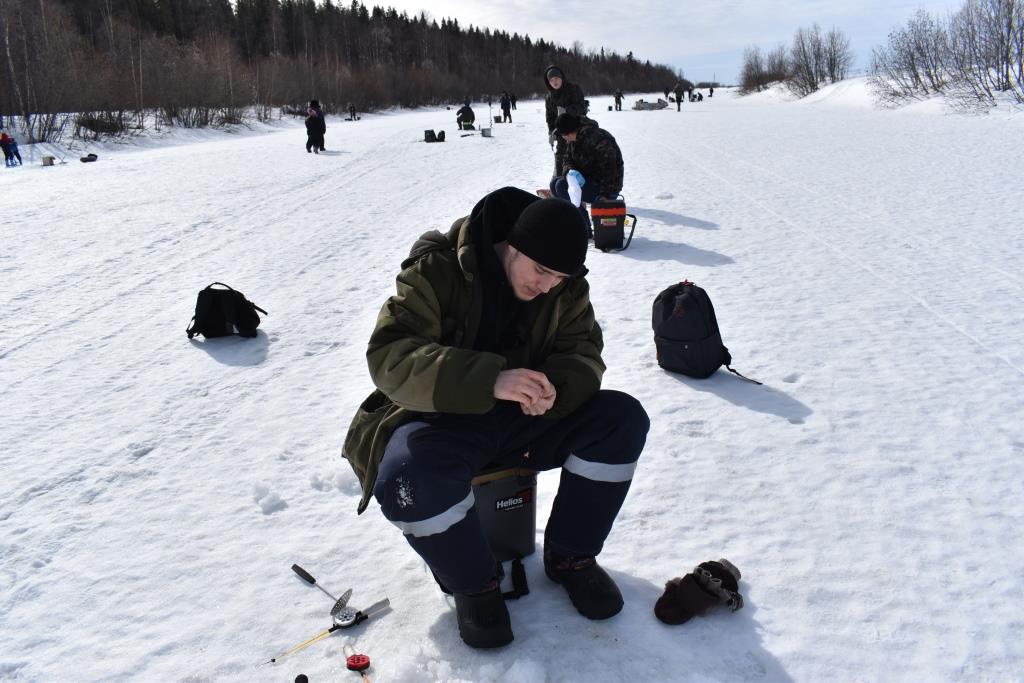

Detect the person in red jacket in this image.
[1,131,22,166]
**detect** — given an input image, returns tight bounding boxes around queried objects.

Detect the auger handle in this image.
[291,564,317,585]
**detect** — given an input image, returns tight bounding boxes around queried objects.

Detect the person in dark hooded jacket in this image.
[544,65,590,179]
[305,99,326,153]
[343,187,649,649]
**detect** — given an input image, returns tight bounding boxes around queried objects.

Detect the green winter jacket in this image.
[342,187,605,513]
[563,123,624,198]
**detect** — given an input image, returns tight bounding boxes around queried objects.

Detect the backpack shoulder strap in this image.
[725,365,762,385]
[722,346,762,384]
[210,282,268,316]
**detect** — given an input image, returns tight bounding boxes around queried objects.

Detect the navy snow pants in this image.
[373,390,649,594]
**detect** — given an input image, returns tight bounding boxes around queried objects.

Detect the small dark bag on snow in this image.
[652,281,760,383]
[186,282,267,339]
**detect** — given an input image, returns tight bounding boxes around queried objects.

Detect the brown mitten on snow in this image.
[654,558,743,625]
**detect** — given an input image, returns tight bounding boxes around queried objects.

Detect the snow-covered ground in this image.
[2,81,1023,682]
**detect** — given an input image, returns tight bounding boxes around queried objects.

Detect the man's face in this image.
[505,248,570,301]
[560,130,577,143]
[548,75,563,90]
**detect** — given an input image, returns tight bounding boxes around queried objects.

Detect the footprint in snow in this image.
[127,442,155,460]
[253,484,287,514]
[334,471,362,496]
[310,474,334,492]
[656,191,675,200]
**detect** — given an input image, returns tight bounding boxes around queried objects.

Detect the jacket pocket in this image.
[342,390,393,484]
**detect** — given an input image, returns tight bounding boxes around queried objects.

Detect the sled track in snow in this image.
[0,140,394,370]
[686,137,1024,378]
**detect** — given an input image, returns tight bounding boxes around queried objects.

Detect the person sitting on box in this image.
[548,113,624,235]
[342,187,649,649]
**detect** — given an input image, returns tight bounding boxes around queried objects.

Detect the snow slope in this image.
[2,85,1023,682]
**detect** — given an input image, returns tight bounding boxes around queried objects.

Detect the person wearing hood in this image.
[456,100,476,129]
[549,113,624,231]
[305,99,326,153]
[342,187,649,649]
[544,65,590,179]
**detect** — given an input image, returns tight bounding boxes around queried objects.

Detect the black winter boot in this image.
[544,550,623,620]
[453,583,513,649]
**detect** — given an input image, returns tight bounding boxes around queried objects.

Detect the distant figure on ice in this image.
[348,104,358,121]
[544,65,590,180]
[709,86,715,98]
[613,90,623,111]
[305,100,326,153]
[456,100,476,130]
[697,92,704,102]
[673,82,687,111]
[342,185,649,649]
[510,92,517,110]
[549,113,624,235]
[663,87,671,101]
[500,91,512,122]
[1,131,22,166]
[0,132,12,166]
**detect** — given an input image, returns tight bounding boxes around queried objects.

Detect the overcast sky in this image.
[376,0,964,84]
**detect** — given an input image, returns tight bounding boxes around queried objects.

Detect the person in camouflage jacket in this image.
[559,115,623,197]
[342,187,649,648]
[544,65,592,178]
[548,113,624,230]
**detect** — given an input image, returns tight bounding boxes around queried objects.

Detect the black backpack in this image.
[652,281,760,384]
[186,282,267,339]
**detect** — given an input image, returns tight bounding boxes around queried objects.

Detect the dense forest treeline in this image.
[0,0,680,141]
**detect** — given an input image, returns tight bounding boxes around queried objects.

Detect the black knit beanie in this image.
[545,66,564,82]
[508,199,588,275]
[554,113,580,135]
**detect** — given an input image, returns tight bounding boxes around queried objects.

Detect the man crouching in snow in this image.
[342,187,649,648]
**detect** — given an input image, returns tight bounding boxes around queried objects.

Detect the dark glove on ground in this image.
[654,558,743,625]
